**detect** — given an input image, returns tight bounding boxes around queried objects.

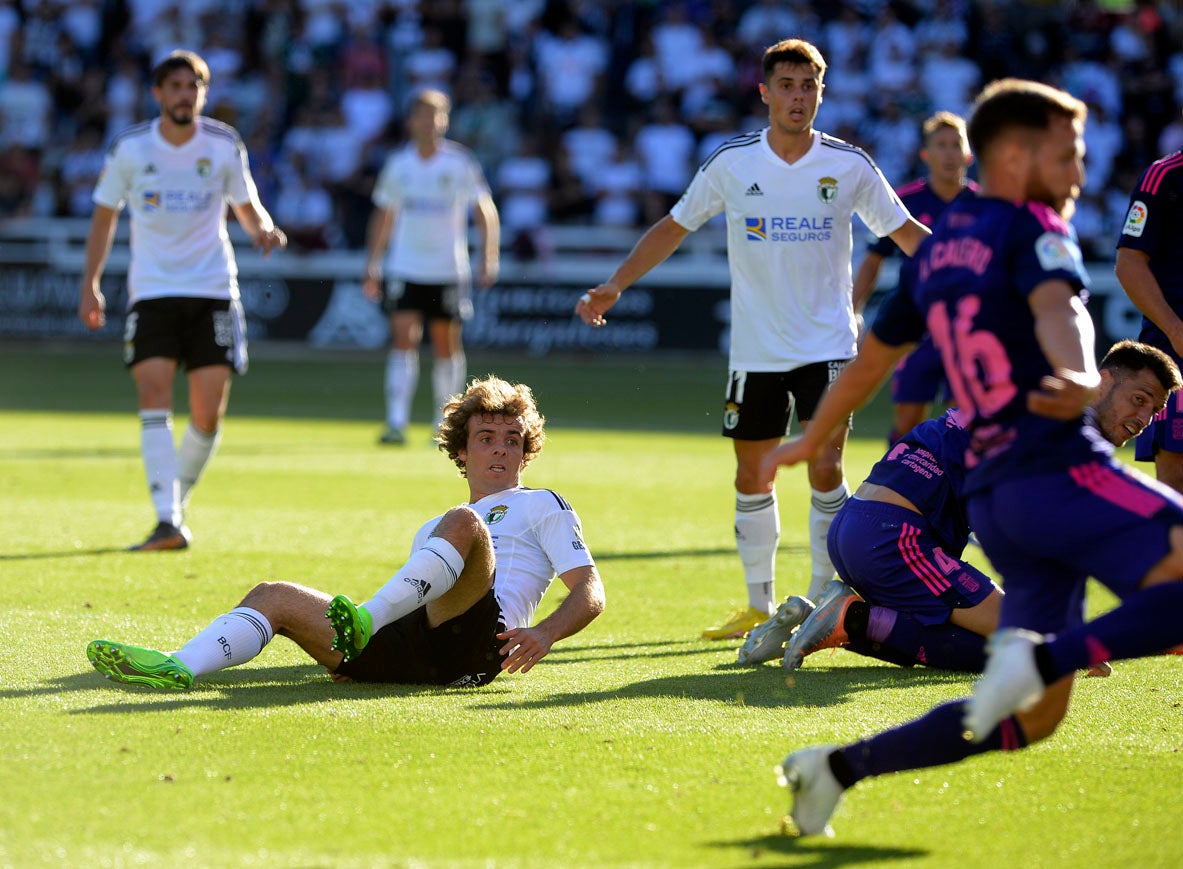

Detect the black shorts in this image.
[381,279,468,321]
[334,587,506,686]
[722,360,851,440]
[123,297,248,374]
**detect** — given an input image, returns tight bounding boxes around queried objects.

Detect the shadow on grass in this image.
[707,833,928,867]
[0,546,132,561]
[593,543,808,561]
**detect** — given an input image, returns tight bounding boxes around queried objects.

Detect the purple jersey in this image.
[868,179,979,260]
[872,196,1103,493]
[864,408,971,554]
[1116,151,1183,362]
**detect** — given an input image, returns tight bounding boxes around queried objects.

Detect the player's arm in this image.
[577,215,691,326]
[230,199,287,256]
[496,565,605,674]
[852,251,885,314]
[362,206,396,301]
[78,204,120,331]
[1027,279,1101,420]
[472,191,500,289]
[761,333,912,484]
[885,216,931,258]
[1116,247,1183,356]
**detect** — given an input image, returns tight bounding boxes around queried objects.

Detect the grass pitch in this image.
[0,342,1179,868]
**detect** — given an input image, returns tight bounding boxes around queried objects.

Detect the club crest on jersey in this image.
[817,176,838,204]
[196,158,212,178]
[1123,200,1147,237]
[485,505,508,524]
[142,191,160,211]
[744,217,767,241]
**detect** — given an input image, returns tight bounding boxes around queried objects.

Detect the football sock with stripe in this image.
[1039,581,1183,683]
[864,606,987,672]
[385,349,419,431]
[807,483,848,601]
[362,537,466,631]
[432,352,466,425]
[178,423,221,509]
[140,409,181,526]
[829,700,1028,788]
[735,491,779,613]
[172,607,274,677]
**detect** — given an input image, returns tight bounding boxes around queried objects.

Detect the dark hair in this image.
[967,78,1086,162]
[1100,339,1182,394]
[762,38,827,84]
[151,50,210,88]
[436,376,546,477]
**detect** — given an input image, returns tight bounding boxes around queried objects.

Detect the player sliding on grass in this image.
[759,78,1183,838]
[87,376,605,689]
[739,341,1180,673]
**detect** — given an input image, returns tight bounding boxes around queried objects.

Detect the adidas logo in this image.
[745,182,763,196]
[403,577,432,604]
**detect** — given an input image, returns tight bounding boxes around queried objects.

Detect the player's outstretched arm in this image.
[496,565,605,674]
[1028,280,1100,420]
[577,215,690,327]
[473,192,500,289]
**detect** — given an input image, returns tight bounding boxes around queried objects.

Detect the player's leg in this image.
[129,355,187,549]
[889,401,929,445]
[1154,449,1183,495]
[888,337,944,444]
[428,316,465,429]
[326,505,494,659]
[381,290,424,442]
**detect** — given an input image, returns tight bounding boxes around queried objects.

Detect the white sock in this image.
[178,423,220,509]
[432,352,466,426]
[172,607,274,677]
[385,349,419,430]
[808,482,850,600]
[140,409,180,527]
[735,491,779,613]
[363,537,465,630]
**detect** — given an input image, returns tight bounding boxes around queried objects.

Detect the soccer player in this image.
[739,341,1179,673]
[87,376,605,690]
[576,38,929,640]
[363,88,500,446]
[1115,137,1183,492]
[77,50,287,551]
[851,111,977,444]
[758,78,1183,837]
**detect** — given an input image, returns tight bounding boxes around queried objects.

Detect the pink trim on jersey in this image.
[896,178,927,196]
[897,524,952,596]
[1069,462,1167,519]
[1024,201,1070,234]
[1141,152,1183,195]
[1085,635,1112,669]
[999,717,1023,751]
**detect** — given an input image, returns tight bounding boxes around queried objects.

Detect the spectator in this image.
[562,104,618,189]
[590,139,643,228]
[633,97,696,225]
[532,15,606,128]
[0,60,53,150]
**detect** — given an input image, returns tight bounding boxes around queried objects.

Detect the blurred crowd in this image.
[1,0,1182,260]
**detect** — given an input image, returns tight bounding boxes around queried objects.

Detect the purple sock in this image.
[831,700,1027,787]
[1043,582,1183,679]
[865,607,988,671]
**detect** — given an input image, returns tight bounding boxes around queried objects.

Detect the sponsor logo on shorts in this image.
[723,401,740,430]
[1122,200,1147,237]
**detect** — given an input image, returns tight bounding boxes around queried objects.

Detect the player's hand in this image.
[255,226,288,256]
[758,438,812,487]
[1027,369,1100,421]
[78,287,106,331]
[576,284,623,327]
[496,626,554,674]
[362,276,383,302]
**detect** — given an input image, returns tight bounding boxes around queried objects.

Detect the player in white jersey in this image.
[77,50,286,552]
[576,38,930,640]
[363,88,500,446]
[87,376,606,690]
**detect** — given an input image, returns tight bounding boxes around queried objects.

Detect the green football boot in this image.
[326,595,373,661]
[87,640,194,690]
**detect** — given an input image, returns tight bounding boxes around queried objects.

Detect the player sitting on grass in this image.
[739,340,1180,673]
[87,376,605,689]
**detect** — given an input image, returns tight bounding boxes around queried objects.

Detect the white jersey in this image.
[671,128,910,372]
[92,117,258,304]
[372,140,491,284]
[410,486,594,631]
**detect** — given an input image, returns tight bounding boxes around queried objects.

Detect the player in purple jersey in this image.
[852,112,977,444]
[751,79,1183,838]
[739,341,1176,674]
[1115,138,1183,494]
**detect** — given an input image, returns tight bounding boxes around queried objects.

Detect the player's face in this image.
[760,62,823,136]
[922,127,972,185]
[1027,114,1085,214]
[153,68,206,126]
[1092,367,1169,447]
[408,102,448,145]
[458,413,526,497]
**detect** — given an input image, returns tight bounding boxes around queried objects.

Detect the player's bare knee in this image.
[433,505,489,553]
[1016,678,1073,743]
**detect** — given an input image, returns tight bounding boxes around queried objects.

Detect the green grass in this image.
[1,342,1180,868]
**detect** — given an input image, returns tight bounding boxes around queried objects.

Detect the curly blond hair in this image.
[436,376,546,477]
